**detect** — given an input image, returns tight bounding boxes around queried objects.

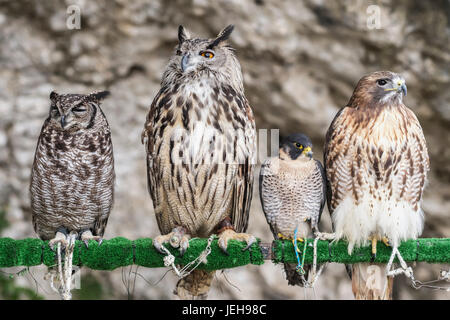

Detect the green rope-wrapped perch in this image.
[0,237,449,271]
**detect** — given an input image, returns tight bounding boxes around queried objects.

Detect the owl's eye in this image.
[72,106,87,113]
[176,49,182,56]
[51,105,59,114]
[295,143,303,149]
[377,79,388,86]
[200,51,214,59]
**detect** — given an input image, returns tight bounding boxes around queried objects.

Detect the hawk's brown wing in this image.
[324,106,351,217]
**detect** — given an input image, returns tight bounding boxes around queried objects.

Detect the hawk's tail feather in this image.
[283,263,310,287]
[351,263,393,300]
[174,270,215,300]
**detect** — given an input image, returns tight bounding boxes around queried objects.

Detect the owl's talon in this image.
[49,230,69,251]
[80,230,102,248]
[153,226,190,255]
[179,237,190,257]
[242,236,256,251]
[218,229,255,255]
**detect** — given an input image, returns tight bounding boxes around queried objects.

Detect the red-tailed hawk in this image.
[324,71,430,299]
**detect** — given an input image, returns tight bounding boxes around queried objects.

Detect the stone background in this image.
[0,0,448,299]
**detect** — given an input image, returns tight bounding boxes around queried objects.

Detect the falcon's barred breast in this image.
[260,133,326,286]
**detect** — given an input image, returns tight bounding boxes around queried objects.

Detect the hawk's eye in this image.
[377,79,387,86]
[200,51,214,59]
[295,143,303,149]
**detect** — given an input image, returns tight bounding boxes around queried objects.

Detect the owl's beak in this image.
[60,115,66,129]
[181,54,189,72]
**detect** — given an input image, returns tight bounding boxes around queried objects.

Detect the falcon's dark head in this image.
[280,133,313,161]
[348,71,407,107]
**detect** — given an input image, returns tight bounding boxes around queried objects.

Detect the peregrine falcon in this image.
[259,133,326,286]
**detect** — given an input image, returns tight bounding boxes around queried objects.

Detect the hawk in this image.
[141,25,256,299]
[259,133,326,286]
[324,71,430,299]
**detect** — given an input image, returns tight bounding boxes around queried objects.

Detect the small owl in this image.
[142,25,256,299]
[260,133,326,286]
[30,91,114,247]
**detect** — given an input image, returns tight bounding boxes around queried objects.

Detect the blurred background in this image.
[0,0,448,300]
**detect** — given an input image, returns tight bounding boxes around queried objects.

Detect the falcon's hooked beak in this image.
[302,146,313,159]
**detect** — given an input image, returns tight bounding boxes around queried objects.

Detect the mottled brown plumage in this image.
[324,71,429,299]
[30,91,114,246]
[142,25,256,299]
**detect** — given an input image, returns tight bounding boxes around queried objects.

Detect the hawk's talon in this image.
[382,237,390,247]
[371,236,378,260]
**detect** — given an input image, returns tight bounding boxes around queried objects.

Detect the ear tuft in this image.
[178,25,190,44]
[50,91,58,101]
[207,24,234,49]
[90,91,110,101]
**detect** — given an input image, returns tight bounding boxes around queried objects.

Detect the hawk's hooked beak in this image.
[399,83,407,96]
[303,146,313,159]
[385,80,407,96]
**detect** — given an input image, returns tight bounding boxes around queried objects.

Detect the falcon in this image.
[324,71,430,299]
[260,133,326,286]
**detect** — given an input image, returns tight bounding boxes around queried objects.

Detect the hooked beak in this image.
[60,115,66,129]
[181,54,189,72]
[303,146,313,159]
[399,83,407,96]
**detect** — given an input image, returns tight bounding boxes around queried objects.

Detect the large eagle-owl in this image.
[141,25,256,299]
[324,71,430,299]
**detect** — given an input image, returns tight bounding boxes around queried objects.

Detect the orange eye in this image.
[200,51,214,59]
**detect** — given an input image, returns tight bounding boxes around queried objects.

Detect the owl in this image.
[142,25,256,299]
[324,71,429,299]
[30,91,114,248]
[260,133,326,286]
